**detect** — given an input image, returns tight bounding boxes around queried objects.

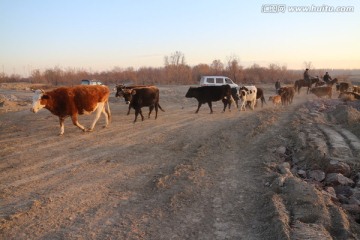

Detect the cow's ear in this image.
[131,90,136,95]
[42,94,50,100]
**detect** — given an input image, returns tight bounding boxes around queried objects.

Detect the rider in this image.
[304,68,311,85]
[323,72,332,83]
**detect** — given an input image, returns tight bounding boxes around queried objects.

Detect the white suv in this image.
[199,76,239,89]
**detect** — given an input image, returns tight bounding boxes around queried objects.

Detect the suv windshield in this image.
[225,78,234,84]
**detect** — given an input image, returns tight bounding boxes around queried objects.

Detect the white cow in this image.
[239,86,257,111]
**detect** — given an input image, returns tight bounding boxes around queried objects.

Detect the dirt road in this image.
[1,84,360,239]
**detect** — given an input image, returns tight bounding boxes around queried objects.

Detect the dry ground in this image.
[1,83,360,239]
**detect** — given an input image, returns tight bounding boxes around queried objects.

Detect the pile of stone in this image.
[274,143,360,222]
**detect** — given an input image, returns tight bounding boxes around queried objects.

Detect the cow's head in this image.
[239,89,247,99]
[115,84,125,97]
[185,87,196,98]
[277,87,287,96]
[30,89,48,113]
[121,89,136,104]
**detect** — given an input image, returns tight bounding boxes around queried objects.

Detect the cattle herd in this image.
[30,79,360,135]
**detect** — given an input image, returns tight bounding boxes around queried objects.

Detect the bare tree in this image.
[303,61,314,70]
[164,51,186,66]
[210,59,224,75]
[226,55,243,83]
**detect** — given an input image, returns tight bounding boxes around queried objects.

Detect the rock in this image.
[275,176,286,187]
[325,173,354,186]
[276,146,287,155]
[325,186,337,199]
[297,169,307,178]
[326,159,351,177]
[334,185,353,197]
[348,196,360,205]
[337,194,349,204]
[342,204,360,216]
[278,162,291,175]
[354,173,360,187]
[350,187,360,199]
[309,170,326,182]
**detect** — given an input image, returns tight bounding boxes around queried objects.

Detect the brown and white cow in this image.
[119,86,164,122]
[30,85,111,135]
[239,86,257,110]
[310,86,332,98]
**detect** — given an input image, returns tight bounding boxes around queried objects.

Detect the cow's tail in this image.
[105,100,111,122]
[158,103,165,112]
[261,96,266,105]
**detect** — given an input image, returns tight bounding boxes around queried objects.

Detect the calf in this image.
[268,95,281,106]
[239,86,257,110]
[278,86,295,106]
[310,86,332,98]
[185,85,232,113]
[338,91,360,101]
[30,85,111,135]
[120,86,164,122]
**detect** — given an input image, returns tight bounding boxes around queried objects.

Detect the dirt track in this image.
[1,84,360,239]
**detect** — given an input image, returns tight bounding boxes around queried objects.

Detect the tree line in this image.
[0,52,351,86]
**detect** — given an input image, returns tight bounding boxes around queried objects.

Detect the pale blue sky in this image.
[0,0,359,76]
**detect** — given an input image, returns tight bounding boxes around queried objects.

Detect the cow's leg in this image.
[208,101,213,114]
[195,102,202,113]
[89,102,105,131]
[139,109,144,121]
[71,113,86,132]
[134,108,139,123]
[222,99,228,113]
[252,100,256,110]
[127,105,131,115]
[102,102,110,128]
[154,104,158,119]
[148,106,154,118]
[59,117,65,136]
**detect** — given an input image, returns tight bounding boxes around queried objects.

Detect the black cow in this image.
[116,84,153,115]
[185,85,233,113]
[119,86,164,122]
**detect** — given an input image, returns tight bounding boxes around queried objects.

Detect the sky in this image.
[0,0,359,76]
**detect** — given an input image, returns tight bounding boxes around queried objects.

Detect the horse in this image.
[326,78,338,87]
[294,77,319,94]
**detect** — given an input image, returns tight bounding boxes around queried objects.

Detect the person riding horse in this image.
[323,72,332,83]
[304,68,311,85]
